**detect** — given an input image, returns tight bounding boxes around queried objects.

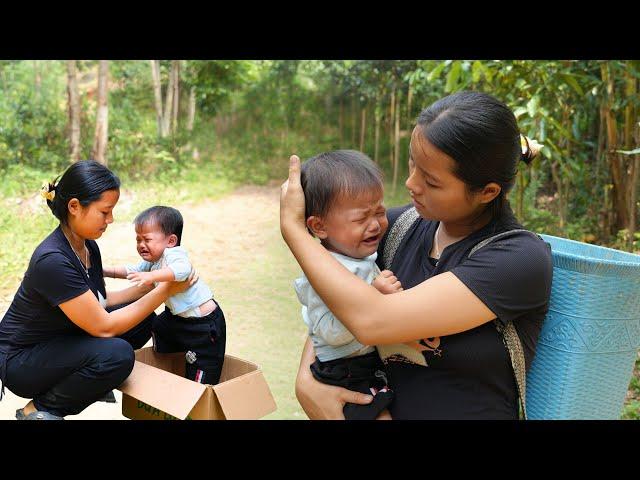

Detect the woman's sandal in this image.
[15,408,64,420]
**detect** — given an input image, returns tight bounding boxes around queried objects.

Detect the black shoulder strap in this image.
[468,229,532,256]
[382,207,420,270]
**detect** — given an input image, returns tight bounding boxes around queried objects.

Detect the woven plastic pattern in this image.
[527,234,640,419]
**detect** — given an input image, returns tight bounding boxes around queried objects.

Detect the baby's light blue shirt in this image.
[293,251,380,362]
[126,246,213,316]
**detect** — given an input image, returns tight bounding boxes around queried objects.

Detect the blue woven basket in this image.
[527,234,640,419]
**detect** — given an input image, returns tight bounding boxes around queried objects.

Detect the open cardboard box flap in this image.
[213,354,277,420]
[118,352,207,420]
[118,347,277,420]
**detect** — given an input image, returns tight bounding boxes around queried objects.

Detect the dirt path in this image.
[100,184,280,287]
[0,184,303,420]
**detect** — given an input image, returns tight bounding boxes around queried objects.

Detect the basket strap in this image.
[495,320,528,420]
[468,229,531,257]
[383,207,420,270]
[468,229,539,420]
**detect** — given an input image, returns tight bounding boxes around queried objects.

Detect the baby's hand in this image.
[127,271,155,287]
[373,270,403,294]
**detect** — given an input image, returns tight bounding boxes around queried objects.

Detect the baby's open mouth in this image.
[362,234,380,245]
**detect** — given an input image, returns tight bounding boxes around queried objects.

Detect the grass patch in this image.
[621,356,640,420]
[622,401,640,420]
[215,218,307,419]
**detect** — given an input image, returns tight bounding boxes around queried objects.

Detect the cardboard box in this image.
[118,347,277,420]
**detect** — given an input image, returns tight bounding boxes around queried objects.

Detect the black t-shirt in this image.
[376,204,552,419]
[0,226,106,356]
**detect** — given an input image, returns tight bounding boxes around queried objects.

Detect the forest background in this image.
[0,60,637,419]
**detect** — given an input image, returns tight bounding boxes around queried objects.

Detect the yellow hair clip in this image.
[520,134,529,154]
[521,135,544,157]
[40,182,55,202]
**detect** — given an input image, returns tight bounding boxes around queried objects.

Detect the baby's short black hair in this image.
[301,150,383,220]
[134,206,183,246]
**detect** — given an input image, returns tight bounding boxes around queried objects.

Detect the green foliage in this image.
[2,59,640,418]
[384,179,412,208]
[0,198,58,291]
[0,164,59,198]
[621,356,640,419]
[0,59,638,252]
[107,91,160,174]
[187,60,254,117]
[0,61,68,171]
[612,229,640,253]
[622,401,640,419]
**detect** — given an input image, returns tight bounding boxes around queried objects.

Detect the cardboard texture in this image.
[118,347,276,420]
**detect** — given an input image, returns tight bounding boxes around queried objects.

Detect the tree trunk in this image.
[596,103,607,231]
[407,83,413,125]
[516,170,525,221]
[187,86,196,132]
[392,90,401,196]
[516,114,535,221]
[603,183,614,239]
[630,151,639,250]
[150,60,164,137]
[389,86,396,171]
[550,160,567,229]
[66,60,81,163]
[171,60,180,134]
[338,97,344,146]
[324,91,332,118]
[162,61,175,137]
[624,67,638,249]
[553,109,573,230]
[351,96,357,146]
[359,106,366,152]
[602,63,629,231]
[91,60,109,165]
[519,162,532,222]
[374,95,381,164]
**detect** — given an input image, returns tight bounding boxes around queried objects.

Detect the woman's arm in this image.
[127,267,175,287]
[59,274,193,337]
[295,337,374,420]
[281,155,496,345]
[104,265,127,279]
[105,283,153,307]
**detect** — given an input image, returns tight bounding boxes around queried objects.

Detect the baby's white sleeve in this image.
[295,275,357,347]
[308,308,357,347]
[165,249,192,281]
[125,260,152,275]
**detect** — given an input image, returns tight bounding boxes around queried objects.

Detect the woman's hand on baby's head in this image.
[280,154,307,237]
[373,270,403,294]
